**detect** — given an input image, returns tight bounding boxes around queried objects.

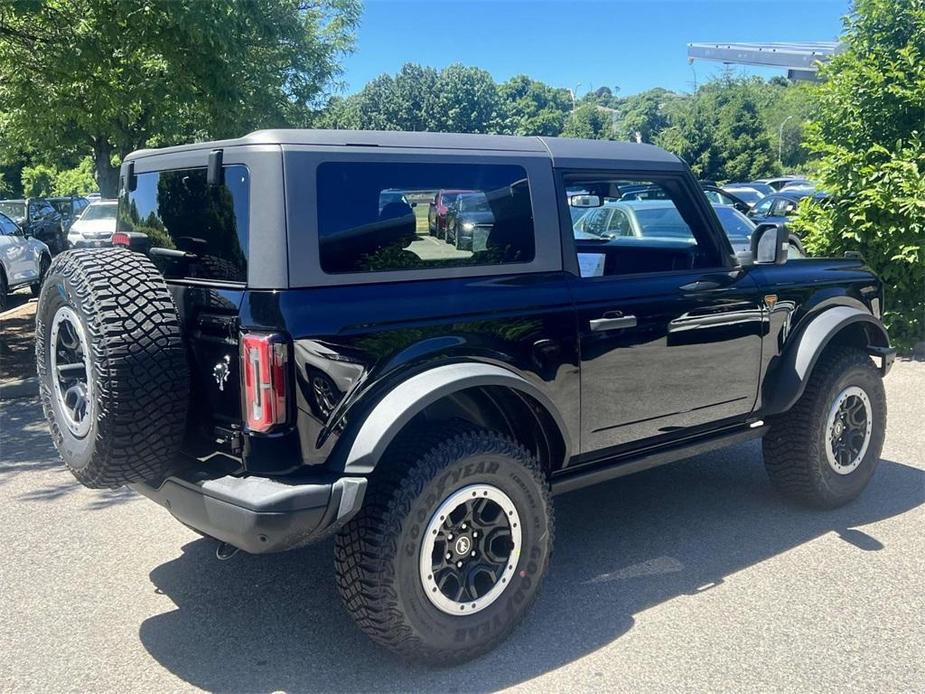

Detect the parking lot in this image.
[1,361,922,693]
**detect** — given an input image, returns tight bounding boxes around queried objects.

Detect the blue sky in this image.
[339,0,850,96]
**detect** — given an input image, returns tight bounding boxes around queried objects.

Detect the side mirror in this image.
[569,194,601,208]
[751,223,789,265]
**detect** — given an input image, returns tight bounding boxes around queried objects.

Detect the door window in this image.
[773,199,799,217]
[566,176,721,277]
[0,214,18,235]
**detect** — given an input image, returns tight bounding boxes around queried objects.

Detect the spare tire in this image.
[35,248,190,489]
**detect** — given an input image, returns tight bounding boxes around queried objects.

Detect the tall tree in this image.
[562,104,612,139]
[0,0,360,195]
[498,75,572,136]
[656,76,777,181]
[613,88,679,143]
[795,0,925,347]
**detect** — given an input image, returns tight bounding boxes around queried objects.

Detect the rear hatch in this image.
[117,164,251,457]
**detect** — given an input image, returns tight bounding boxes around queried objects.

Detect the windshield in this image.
[713,205,755,238]
[461,194,490,212]
[80,203,117,221]
[0,201,25,220]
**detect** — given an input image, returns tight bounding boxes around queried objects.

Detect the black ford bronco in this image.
[36,130,895,664]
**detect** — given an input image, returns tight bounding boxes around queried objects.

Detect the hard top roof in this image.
[125,129,684,168]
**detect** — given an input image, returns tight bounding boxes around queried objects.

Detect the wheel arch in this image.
[336,363,571,476]
[761,305,891,416]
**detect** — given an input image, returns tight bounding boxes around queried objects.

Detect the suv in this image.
[0,211,51,309]
[36,130,894,664]
[0,197,67,254]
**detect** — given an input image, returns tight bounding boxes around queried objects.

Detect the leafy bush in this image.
[53,158,97,196]
[794,0,925,349]
[21,164,56,197]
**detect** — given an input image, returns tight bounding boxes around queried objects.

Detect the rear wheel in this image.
[763,346,886,508]
[335,424,554,664]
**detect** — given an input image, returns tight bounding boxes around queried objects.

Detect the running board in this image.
[550,425,768,496]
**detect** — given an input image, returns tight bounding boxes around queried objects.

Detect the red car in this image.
[428,189,468,238]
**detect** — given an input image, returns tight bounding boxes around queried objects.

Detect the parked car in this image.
[0,211,51,310]
[0,197,66,254]
[48,196,91,231]
[720,185,765,208]
[701,184,752,213]
[725,181,776,197]
[754,176,812,192]
[36,130,893,665]
[711,204,805,259]
[748,190,827,227]
[428,189,467,238]
[67,199,118,248]
[574,200,805,259]
[445,191,495,250]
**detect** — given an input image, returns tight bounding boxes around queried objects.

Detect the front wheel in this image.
[335,425,554,664]
[763,346,886,508]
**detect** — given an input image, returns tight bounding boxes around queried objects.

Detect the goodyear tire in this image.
[335,424,554,664]
[763,346,886,508]
[35,248,189,489]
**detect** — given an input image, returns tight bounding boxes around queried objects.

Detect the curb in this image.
[0,376,40,400]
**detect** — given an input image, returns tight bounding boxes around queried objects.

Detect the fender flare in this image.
[340,363,572,474]
[762,305,890,415]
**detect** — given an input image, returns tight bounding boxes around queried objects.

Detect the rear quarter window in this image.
[316,161,535,274]
[118,165,249,283]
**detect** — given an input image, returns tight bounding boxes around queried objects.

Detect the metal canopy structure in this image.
[687,41,841,81]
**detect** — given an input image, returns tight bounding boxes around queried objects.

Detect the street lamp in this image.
[778,115,795,167]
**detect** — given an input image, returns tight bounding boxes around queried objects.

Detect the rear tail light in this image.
[240,332,289,432]
[111,232,130,247]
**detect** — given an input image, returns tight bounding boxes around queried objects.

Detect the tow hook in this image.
[215,541,240,561]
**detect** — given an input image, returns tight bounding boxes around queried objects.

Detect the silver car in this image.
[0,211,51,310]
[67,199,118,248]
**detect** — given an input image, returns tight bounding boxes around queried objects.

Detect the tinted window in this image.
[118,165,249,283]
[316,162,535,274]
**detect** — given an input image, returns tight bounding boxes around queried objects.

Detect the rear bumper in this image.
[130,468,367,554]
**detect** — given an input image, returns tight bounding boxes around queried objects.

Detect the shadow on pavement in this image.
[0,397,140,509]
[138,442,925,692]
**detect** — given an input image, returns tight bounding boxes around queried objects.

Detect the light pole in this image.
[569,82,583,109]
[778,115,795,167]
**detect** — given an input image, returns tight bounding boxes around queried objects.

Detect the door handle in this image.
[590,313,637,332]
[679,279,722,292]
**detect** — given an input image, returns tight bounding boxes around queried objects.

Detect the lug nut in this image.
[461,523,467,530]
[446,552,452,560]
[448,533,453,540]
[472,531,478,538]
[470,550,476,557]
[456,561,463,568]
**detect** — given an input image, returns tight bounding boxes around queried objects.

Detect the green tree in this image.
[656,77,777,181]
[613,88,679,143]
[429,64,501,134]
[498,75,572,136]
[21,164,56,197]
[795,0,925,348]
[0,0,360,196]
[53,158,98,196]
[562,104,612,139]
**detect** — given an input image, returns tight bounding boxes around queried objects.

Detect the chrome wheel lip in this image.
[825,385,872,475]
[419,483,522,616]
[50,306,93,438]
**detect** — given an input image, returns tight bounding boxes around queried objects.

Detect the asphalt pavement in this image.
[1,361,922,693]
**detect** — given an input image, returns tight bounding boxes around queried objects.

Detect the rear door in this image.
[562,172,764,455]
